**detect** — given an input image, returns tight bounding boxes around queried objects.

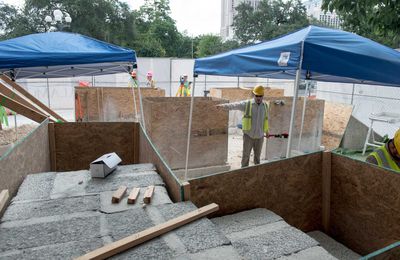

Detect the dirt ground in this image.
[0,124,36,146]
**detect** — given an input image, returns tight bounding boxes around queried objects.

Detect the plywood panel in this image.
[139,126,183,202]
[143,97,229,169]
[322,102,353,150]
[330,154,400,256]
[75,87,165,122]
[189,152,323,232]
[0,120,51,198]
[54,122,137,171]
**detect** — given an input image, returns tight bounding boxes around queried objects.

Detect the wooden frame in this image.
[0,93,48,123]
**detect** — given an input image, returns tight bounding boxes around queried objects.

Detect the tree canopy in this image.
[233,0,310,44]
[322,0,400,48]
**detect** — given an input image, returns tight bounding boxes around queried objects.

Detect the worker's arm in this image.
[366,154,378,165]
[217,100,247,111]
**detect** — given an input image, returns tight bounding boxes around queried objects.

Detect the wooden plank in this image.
[48,123,57,171]
[127,188,140,204]
[182,181,191,201]
[1,75,66,122]
[0,93,48,123]
[322,151,332,233]
[143,185,155,204]
[0,82,46,116]
[112,186,127,204]
[75,203,219,260]
[0,189,10,216]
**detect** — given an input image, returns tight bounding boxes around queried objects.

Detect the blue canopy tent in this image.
[189,25,400,167]
[0,32,136,79]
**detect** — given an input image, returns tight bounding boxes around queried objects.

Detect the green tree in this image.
[233,0,310,44]
[196,35,240,58]
[322,0,400,47]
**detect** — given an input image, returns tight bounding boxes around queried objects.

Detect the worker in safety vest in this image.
[366,129,400,172]
[129,70,139,88]
[146,71,157,89]
[218,85,269,167]
[176,75,191,97]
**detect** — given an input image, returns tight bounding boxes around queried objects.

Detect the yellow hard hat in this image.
[253,85,264,96]
[394,129,400,154]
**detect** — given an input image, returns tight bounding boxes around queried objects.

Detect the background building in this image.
[304,0,341,28]
[220,0,261,41]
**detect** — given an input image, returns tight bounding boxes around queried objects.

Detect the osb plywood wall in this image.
[143,97,229,170]
[265,97,325,159]
[51,122,138,171]
[0,120,51,198]
[330,154,400,256]
[138,126,183,202]
[75,87,165,122]
[189,152,323,232]
[210,87,284,102]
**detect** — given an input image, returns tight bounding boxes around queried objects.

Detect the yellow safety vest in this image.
[370,145,400,172]
[242,100,269,133]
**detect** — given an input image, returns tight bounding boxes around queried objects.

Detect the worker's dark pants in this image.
[242,134,264,167]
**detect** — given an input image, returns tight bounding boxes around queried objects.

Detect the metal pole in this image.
[237,76,239,88]
[14,112,17,140]
[297,80,309,150]
[169,58,172,97]
[351,83,355,105]
[204,75,207,96]
[184,76,196,181]
[286,40,305,158]
[46,78,51,108]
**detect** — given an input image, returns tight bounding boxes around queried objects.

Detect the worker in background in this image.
[217,85,269,167]
[366,129,400,172]
[129,70,139,88]
[176,75,191,97]
[146,71,157,89]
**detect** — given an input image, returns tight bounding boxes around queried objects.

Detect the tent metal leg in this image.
[184,77,196,181]
[286,69,301,158]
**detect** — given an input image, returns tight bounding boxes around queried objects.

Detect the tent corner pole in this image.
[184,76,197,181]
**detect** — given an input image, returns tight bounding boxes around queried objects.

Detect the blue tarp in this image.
[0,32,136,79]
[194,26,400,87]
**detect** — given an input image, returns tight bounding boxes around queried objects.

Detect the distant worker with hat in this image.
[176,74,191,97]
[366,129,400,172]
[129,70,139,88]
[217,85,269,167]
[146,71,157,89]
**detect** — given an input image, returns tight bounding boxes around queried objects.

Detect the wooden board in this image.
[322,102,353,150]
[1,75,66,122]
[0,93,48,123]
[143,97,228,169]
[0,189,9,217]
[189,152,323,232]
[76,203,219,260]
[143,185,155,204]
[0,120,51,198]
[127,188,140,204]
[75,87,165,122]
[330,154,400,256]
[53,122,138,171]
[112,186,127,203]
[138,125,183,202]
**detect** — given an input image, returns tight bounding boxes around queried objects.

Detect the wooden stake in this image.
[112,186,127,204]
[0,189,10,215]
[0,75,66,122]
[143,185,155,204]
[75,203,219,260]
[127,188,140,204]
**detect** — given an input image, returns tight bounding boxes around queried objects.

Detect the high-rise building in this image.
[303,0,341,29]
[220,0,262,41]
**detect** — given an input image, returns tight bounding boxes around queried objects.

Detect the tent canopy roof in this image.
[0,32,136,79]
[194,26,400,87]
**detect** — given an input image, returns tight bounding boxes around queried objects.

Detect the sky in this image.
[1,0,222,36]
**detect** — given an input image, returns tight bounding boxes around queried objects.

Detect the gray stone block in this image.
[232,226,318,259]
[308,231,361,260]
[113,164,156,175]
[0,238,103,260]
[109,238,175,260]
[226,221,290,242]
[276,246,338,260]
[0,214,101,252]
[175,245,241,260]
[156,202,231,253]
[86,170,164,194]
[211,208,282,234]
[2,194,99,222]
[51,170,91,199]
[13,172,56,201]
[100,186,172,214]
